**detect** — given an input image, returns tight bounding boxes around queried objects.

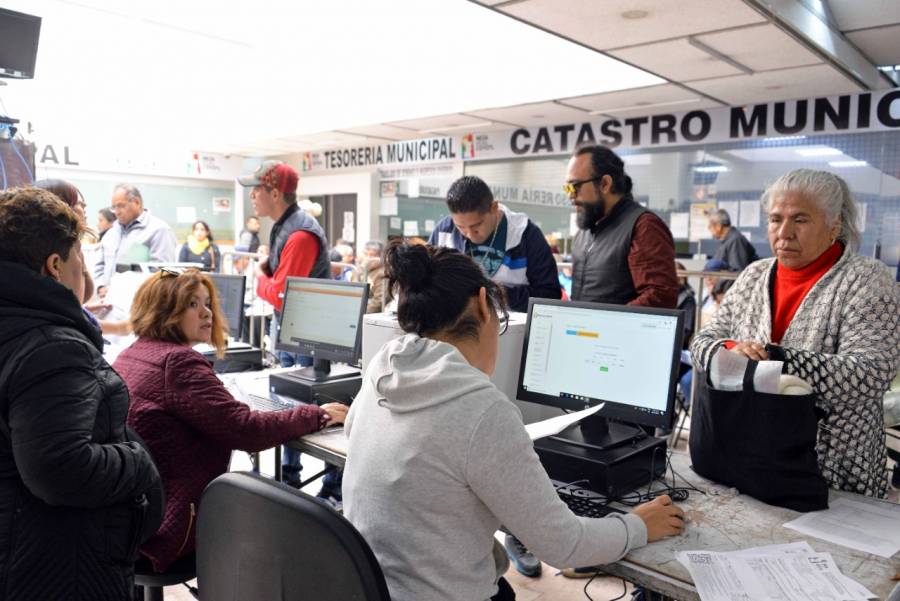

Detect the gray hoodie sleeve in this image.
[464,400,647,568]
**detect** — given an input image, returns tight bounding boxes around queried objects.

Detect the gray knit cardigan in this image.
[691,247,900,498]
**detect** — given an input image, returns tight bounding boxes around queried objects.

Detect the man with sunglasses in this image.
[566,145,678,308]
[428,175,561,312]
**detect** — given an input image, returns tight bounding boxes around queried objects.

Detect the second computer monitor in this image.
[276,277,369,365]
[208,273,246,340]
[517,299,683,437]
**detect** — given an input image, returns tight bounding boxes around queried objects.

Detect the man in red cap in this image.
[238,160,335,491]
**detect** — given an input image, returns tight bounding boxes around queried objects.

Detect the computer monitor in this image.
[517,299,683,451]
[0,8,41,79]
[208,273,246,340]
[276,277,369,382]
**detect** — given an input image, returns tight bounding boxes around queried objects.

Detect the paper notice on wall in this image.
[739,200,760,228]
[343,211,354,227]
[381,196,399,216]
[407,178,420,198]
[212,197,231,213]
[424,219,436,232]
[403,220,420,237]
[669,212,689,240]
[389,217,402,230]
[689,203,716,241]
[341,226,355,243]
[856,202,867,232]
[176,206,197,223]
[717,201,739,226]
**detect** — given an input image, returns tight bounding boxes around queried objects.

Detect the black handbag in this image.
[689,360,828,512]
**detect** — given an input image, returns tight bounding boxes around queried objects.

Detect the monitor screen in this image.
[208,274,246,339]
[276,278,368,364]
[0,9,41,79]
[517,299,683,430]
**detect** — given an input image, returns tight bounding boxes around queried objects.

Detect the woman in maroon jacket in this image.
[114,268,347,573]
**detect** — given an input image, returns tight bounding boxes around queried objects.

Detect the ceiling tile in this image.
[610,38,743,81]
[688,64,861,105]
[338,124,422,141]
[846,25,900,65]
[500,0,766,51]
[694,24,822,71]
[466,101,591,127]
[387,113,496,132]
[561,83,722,115]
[829,0,900,32]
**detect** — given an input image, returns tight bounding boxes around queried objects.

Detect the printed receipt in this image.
[678,542,875,601]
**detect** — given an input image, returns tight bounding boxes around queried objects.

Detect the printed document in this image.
[524,404,604,441]
[784,497,900,558]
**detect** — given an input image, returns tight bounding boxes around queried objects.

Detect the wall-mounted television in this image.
[0,8,41,79]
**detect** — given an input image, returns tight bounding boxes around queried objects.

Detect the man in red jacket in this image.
[238,161,335,495]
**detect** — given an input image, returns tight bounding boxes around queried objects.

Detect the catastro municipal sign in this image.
[463,88,900,160]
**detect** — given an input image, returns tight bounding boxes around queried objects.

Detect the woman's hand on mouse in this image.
[320,403,348,426]
[632,494,685,541]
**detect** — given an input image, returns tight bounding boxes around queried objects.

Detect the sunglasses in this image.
[563,176,603,197]
[159,267,200,278]
[499,311,509,337]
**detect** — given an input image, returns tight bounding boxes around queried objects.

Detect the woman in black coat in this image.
[0,187,162,601]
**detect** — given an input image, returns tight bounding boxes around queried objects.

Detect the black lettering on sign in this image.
[856,93,871,129]
[681,111,711,142]
[350,148,358,166]
[387,144,397,163]
[599,120,622,147]
[554,124,575,151]
[651,114,677,144]
[533,128,554,153]
[364,147,371,164]
[41,145,59,164]
[876,90,900,127]
[342,149,350,167]
[575,122,597,147]
[376,146,384,163]
[813,95,850,131]
[624,116,648,145]
[511,129,531,155]
[730,105,767,138]
[773,100,807,134]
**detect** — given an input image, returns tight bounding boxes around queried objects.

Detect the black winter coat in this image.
[0,261,162,601]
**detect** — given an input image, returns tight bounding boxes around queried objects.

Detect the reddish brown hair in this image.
[130,269,228,356]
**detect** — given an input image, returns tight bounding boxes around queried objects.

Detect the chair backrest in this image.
[196,472,390,601]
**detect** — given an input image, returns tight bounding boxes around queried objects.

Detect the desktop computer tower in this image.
[534,434,667,500]
[269,370,362,405]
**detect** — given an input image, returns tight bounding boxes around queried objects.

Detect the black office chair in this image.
[134,553,197,601]
[196,471,390,601]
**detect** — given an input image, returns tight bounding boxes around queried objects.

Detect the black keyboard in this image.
[247,394,298,412]
[557,489,625,519]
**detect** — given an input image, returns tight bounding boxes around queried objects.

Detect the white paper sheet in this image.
[389,216,402,229]
[739,200,760,227]
[784,497,900,558]
[669,212,689,240]
[380,196,399,216]
[403,220,420,236]
[524,404,604,441]
[678,545,875,601]
[710,348,783,394]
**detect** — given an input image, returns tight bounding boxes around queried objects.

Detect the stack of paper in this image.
[784,497,900,558]
[678,542,875,601]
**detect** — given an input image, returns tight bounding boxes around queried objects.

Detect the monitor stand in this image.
[550,413,646,452]
[292,358,360,383]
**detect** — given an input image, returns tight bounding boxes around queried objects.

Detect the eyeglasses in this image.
[563,176,603,197]
[499,311,509,337]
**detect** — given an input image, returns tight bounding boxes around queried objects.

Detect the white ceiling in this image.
[3,0,896,159]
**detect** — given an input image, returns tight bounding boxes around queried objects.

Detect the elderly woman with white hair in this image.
[691,168,900,498]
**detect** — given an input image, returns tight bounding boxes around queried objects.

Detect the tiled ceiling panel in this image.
[610,38,744,81]
[688,64,861,105]
[466,101,591,127]
[561,83,722,115]
[694,24,822,71]
[845,25,900,65]
[497,0,766,51]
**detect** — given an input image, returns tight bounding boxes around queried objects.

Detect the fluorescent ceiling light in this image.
[694,165,728,173]
[795,147,842,157]
[762,135,807,142]
[828,160,867,168]
[588,98,700,116]
[420,121,493,134]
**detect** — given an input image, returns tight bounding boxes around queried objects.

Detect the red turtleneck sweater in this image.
[770,242,843,343]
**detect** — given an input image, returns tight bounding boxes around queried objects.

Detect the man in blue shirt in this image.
[428,176,561,313]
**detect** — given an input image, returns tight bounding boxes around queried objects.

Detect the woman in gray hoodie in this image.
[343,242,684,601]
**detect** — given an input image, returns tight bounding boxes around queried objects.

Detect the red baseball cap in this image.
[237,160,299,194]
